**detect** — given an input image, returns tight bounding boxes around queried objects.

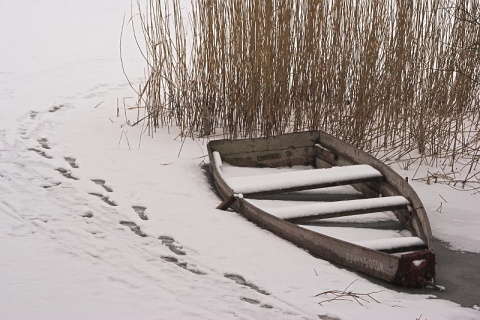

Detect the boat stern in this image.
[396,250,436,287]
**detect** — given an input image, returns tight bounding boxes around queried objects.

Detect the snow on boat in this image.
[207,130,435,287]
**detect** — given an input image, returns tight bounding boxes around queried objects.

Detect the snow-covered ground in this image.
[1,1,479,319]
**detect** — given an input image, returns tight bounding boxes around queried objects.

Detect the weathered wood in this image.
[207,130,435,287]
[225,164,384,196]
[313,142,433,248]
[216,194,237,210]
[238,198,401,282]
[383,244,428,254]
[282,197,410,223]
[354,237,426,252]
[248,192,366,202]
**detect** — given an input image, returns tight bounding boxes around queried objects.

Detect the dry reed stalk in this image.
[131,0,479,181]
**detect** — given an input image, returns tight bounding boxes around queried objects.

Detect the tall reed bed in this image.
[133,0,479,176]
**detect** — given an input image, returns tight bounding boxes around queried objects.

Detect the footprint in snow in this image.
[132,205,148,220]
[240,297,273,309]
[92,179,113,192]
[28,148,52,159]
[56,168,79,180]
[82,212,94,218]
[42,181,62,189]
[318,315,342,320]
[119,221,147,237]
[65,157,79,168]
[29,111,38,119]
[38,138,51,150]
[49,104,65,113]
[161,256,206,275]
[89,192,117,206]
[19,128,28,139]
[159,236,185,255]
[224,273,270,296]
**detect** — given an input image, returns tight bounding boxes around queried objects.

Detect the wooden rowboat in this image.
[207,130,435,287]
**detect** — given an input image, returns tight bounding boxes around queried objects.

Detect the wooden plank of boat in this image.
[246,196,410,222]
[207,130,435,287]
[313,140,434,249]
[353,237,427,254]
[216,158,384,196]
[299,223,428,254]
[238,198,434,286]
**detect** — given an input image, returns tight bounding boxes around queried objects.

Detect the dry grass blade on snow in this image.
[315,279,384,306]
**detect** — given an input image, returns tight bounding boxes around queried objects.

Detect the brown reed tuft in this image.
[132,0,479,177]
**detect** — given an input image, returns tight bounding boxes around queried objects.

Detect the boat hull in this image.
[208,130,435,287]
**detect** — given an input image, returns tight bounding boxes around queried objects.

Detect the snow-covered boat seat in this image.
[213,150,383,195]
[354,237,426,252]
[247,196,410,221]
